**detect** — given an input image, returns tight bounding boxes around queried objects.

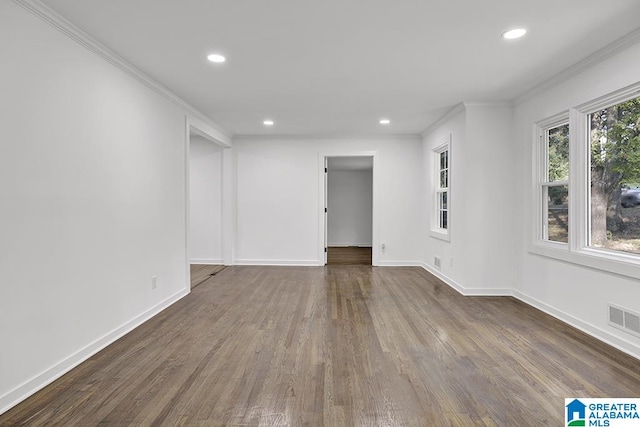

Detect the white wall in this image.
[233,137,422,265]
[327,169,373,246]
[422,109,466,288]
[189,136,223,264]
[421,103,516,295]
[513,40,640,358]
[463,104,517,292]
[0,2,219,412]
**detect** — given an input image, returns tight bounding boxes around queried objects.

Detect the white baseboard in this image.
[420,262,513,296]
[421,262,639,360]
[190,258,224,265]
[513,290,640,361]
[421,260,639,359]
[234,259,321,266]
[0,288,190,416]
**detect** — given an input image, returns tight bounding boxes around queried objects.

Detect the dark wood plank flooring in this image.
[1,266,639,426]
[327,246,371,265]
[190,264,226,289]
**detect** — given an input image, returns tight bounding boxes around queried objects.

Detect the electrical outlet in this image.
[152,276,157,290]
[381,243,386,253]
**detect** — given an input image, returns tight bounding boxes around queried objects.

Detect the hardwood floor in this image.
[2,266,639,426]
[190,264,226,289]
[327,246,371,265]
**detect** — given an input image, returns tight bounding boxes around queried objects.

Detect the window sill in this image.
[430,229,450,242]
[528,241,640,280]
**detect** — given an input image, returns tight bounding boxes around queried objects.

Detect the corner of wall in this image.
[0,288,189,416]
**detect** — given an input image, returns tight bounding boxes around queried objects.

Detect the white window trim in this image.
[532,113,570,250]
[430,135,451,241]
[530,82,640,280]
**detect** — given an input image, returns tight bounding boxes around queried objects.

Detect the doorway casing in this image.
[318,151,378,266]
[185,116,233,290]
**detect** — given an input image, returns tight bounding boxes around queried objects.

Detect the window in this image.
[539,120,569,244]
[437,149,449,230]
[532,83,640,278]
[431,136,451,240]
[587,96,640,255]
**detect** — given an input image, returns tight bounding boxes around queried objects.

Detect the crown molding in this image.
[514,26,640,106]
[462,101,513,109]
[420,101,514,138]
[13,0,232,145]
[232,133,421,142]
[420,103,466,137]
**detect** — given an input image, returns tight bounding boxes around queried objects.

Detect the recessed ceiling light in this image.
[263,120,274,126]
[379,119,391,125]
[207,54,226,63]
[502,28,527,40]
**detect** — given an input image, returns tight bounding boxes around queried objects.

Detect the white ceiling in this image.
[41,0,640,136]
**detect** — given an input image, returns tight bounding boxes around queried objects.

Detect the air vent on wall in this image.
[608,304,640,338]
[625,311,640,334]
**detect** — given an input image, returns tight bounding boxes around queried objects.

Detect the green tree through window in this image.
[542,122,569,243]
[589,97,640,253]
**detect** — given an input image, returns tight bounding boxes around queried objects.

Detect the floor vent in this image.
[434,256,441,269]
[609,304,640,338]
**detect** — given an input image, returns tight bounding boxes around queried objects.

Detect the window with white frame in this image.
[432,139,450,239]
[585,94,640,255]
[437,149,449,230]
[538,119,569,244]
[533,83,640,277]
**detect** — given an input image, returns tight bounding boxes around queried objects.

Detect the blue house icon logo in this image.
[566,399,587,426]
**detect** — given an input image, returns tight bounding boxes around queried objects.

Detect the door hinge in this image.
[325,167,328,173]
[324,247,327,253]
[325,207,327,213]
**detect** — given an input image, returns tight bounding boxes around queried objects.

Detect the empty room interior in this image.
[2,0,640,425]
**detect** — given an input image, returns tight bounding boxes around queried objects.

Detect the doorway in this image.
[186,120,231,291]
[325,156,373,265]
[188,133,223,266]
